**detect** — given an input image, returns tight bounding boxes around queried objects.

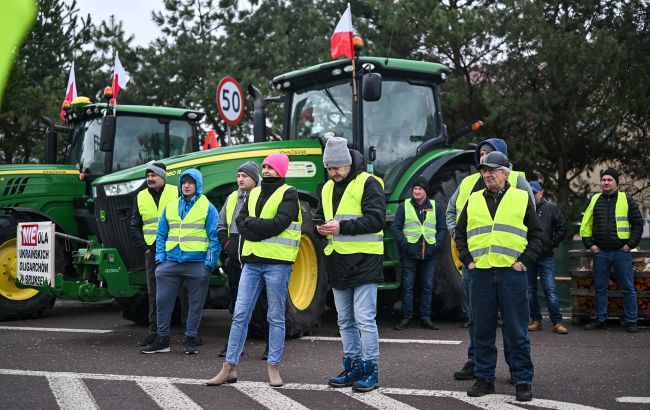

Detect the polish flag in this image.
[330,4,354,60]
[110,52,130,105]
[59,62,77,120]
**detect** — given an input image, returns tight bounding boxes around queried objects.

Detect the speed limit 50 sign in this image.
[216,77,245,126]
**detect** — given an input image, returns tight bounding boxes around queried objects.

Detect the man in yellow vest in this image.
[141,168,220,355]
[580,167,643,333]
[207,154,300,388]
[446,138,533,382]
[455,151,543,402]
[130,162,177,347]
[315,137,386,393]
[391,176,447,331]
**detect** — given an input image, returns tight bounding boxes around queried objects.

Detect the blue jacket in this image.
[155,168,221,271]
[391,197,447,260]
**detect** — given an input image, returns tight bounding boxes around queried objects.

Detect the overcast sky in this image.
[74,0,161,46]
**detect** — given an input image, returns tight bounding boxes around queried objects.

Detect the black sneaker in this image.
[140,336,170,354]
[421,318,439,330]
[195,334,203,346]
[515,383,533,401]
[185,336,199,355]
[139,333,157,347]
[584,320,607,330]
[467,379,495,397]
[625,323,639,333]
[394,318,410,330]
[454,361,476,380]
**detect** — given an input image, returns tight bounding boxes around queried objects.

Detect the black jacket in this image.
[130,186,165,253]
[314,150,386,289]
[536,197,567,258]
[236,177,300,265]
[581,191,644,250]
[391,197,447,259]
[455,183,543,269]
[217,189,249,266]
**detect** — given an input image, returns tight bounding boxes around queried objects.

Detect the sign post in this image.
[216,76,245,145]
[16,222,56,287]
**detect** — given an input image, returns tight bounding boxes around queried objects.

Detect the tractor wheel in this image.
[0,215,55,320]
[116,292,183,326]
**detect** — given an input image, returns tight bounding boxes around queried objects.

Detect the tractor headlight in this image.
[103,179,145,197]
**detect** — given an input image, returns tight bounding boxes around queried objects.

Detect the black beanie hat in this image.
[600,167,620,185]
[412,176,428,193]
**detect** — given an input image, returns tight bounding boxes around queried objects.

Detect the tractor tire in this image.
[0,214,55,321]
[116,292,184,326]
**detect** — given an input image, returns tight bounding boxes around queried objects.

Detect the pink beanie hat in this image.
[262,153,289,178]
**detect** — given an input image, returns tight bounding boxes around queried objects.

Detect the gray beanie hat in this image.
[323,137,352,168]
[237,161,260,185]
[146,162,167,180]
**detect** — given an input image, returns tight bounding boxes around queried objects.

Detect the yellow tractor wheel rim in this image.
[288,234,318,310]
[0,238,39,301]
[451,238,463,275]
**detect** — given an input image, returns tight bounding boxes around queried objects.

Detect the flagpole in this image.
[352,58,357,102]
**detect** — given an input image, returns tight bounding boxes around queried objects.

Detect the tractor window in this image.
[69,117,103,174]
[289,81,353,144]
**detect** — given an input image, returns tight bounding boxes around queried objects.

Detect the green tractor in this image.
[14,56,478,335]
[0,100,204,319]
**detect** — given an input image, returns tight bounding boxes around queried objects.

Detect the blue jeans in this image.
[593,250,637,323]
[400,257,436,320]
[155,261,210,338]
[527,256,563,324]
[332,283,380,364]
[226,263,292,366]
[470,267,533,384]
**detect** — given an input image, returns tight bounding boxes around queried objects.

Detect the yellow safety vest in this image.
[137,184,177,245]
[225,190,239,236]
[165,195,210,252]
[241,184,302,262]
[466,188,528,268]
[579,192,630,239]
[403,199,437,244]
[455,171,523,222]
[322,172,384,255]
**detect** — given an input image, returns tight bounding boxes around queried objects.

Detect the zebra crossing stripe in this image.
[137,381,202,410]
[338,389,418,410]
[47,376,100,410]
[0,326,112,334]
[232,382,310,410]
[300,336,462,345]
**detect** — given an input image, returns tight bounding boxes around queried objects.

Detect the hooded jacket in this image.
[235,176,300,265]
[155,168,221,271]
[314,150,386,289]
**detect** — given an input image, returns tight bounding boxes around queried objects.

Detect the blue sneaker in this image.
[328,356,363,388]
[352,360,378,392]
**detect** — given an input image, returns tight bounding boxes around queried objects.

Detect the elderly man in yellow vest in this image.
[314,137,386,393]
[207,154,301,388]
[130,162,177,347]
[141,168,220,355]
[580,167,644,333]
[391,176,447,331]
[455,151,543,402]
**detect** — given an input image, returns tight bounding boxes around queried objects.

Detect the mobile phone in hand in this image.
[313,218,326,225]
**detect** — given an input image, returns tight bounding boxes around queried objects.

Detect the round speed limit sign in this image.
[216,77,245,126]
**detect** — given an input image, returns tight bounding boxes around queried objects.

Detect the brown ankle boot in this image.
[268,364,283,387]
[527,320,543,331]
[206,363,237,386]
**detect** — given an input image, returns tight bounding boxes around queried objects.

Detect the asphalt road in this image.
[1,300,649,410]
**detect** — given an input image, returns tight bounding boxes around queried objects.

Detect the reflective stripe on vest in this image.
[241,184,302,262]
[225,190,239,236]
[322,172,384,255]
[579,192,630,240]
[466,188,528,268]
[165,195,210,252]
[137,184,178,245]
[455,171,522,222]
[403,199,437,244]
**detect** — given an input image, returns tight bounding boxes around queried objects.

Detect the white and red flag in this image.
[59,62,77,120]
[110,51,130,105]
[330,4,354,60]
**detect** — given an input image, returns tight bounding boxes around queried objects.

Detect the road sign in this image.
[216,77,245,126]
[16,222,55,287]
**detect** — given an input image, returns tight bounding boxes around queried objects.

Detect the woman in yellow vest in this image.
[207,154,301,388]
[454,152,543,402]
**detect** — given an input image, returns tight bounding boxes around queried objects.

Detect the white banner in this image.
[16,222,55,287]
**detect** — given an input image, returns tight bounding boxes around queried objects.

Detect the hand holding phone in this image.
[313,218,326,226]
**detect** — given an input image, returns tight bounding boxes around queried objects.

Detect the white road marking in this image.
[47,375,100,410]
[300,336,462,345]
[0,326,112,334]
[137,381,202,410]
[0,369,605,410]
[616,396,650,403]
[232,382,310,410]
